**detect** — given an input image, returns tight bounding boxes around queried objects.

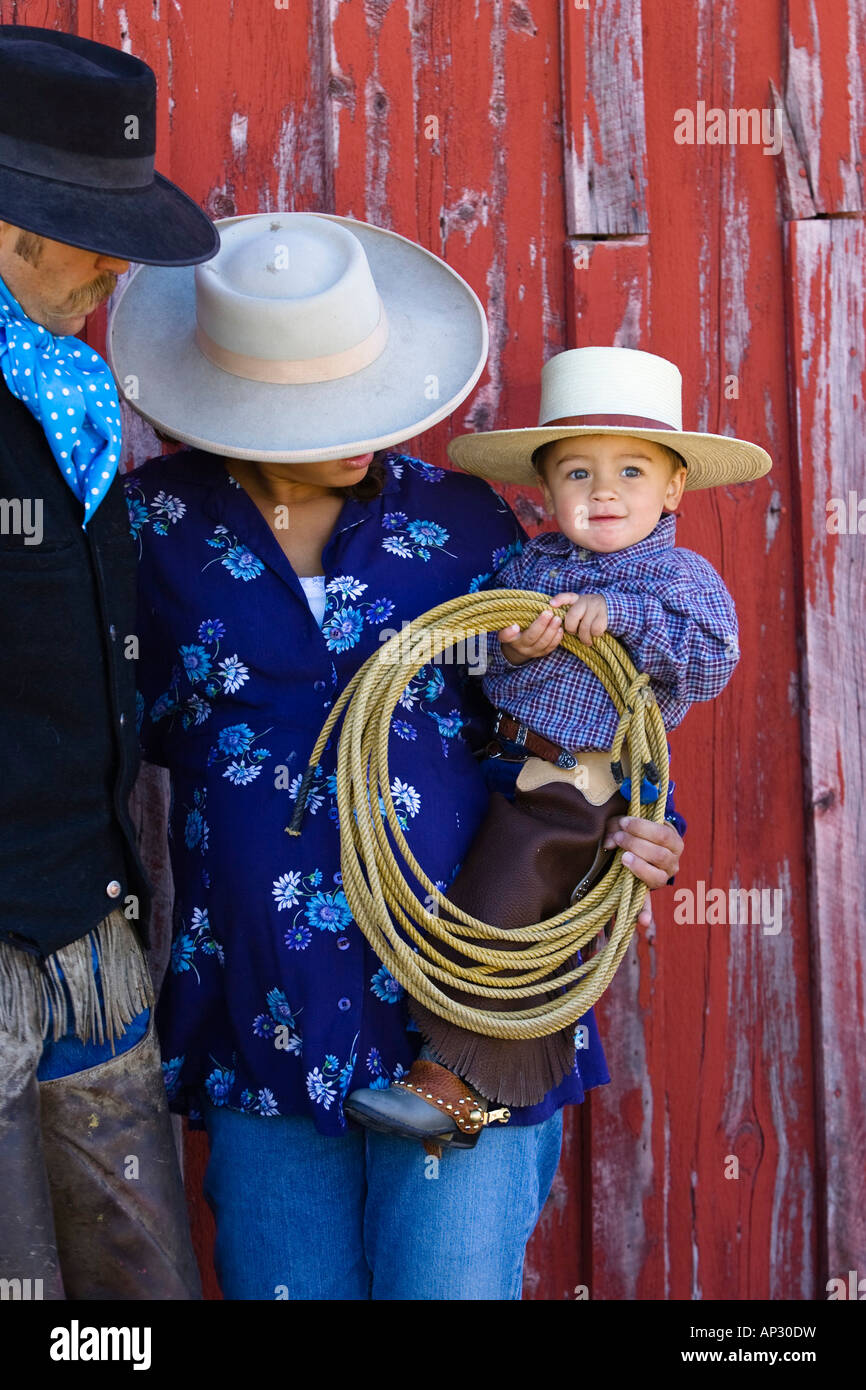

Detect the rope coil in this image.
[287,590,669,1041]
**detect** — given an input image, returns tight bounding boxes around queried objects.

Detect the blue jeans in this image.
[202,1101,564,1300]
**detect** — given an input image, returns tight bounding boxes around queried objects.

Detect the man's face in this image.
[0,223,129,336]
[538,433,687,553]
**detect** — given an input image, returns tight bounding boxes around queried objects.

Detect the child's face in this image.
[538,433,687,553]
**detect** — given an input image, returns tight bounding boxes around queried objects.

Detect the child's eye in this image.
[622,466,642,478]
[566,468,589,480]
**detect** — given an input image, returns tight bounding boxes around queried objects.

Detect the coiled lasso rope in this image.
[287,591,668,1041]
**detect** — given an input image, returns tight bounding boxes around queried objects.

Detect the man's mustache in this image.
[64,271,118,313]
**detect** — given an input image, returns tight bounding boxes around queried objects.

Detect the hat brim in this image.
[0,165,219,266]
[106,213,489,462]
[447,425,772,491]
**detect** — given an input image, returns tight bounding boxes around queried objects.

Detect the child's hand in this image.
[497,608,565,666]
[550,592,608,646]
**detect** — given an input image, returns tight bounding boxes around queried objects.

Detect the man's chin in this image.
[47,310,90,336]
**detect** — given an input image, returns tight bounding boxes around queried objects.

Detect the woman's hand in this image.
[602,814,684,928]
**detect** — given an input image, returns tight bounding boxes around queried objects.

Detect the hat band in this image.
[544,413,677,431]
[194,305,389,385]
[0,131,154,190]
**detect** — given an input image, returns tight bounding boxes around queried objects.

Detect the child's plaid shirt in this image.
[481,512,739,750]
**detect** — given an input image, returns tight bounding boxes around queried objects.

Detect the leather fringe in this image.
[0,911,154,1046]
[417,1012,577,1108]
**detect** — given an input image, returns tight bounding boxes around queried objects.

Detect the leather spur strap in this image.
[392,1059,510,1134]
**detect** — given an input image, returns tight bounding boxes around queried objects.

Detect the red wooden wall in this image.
[5,0,863,1300]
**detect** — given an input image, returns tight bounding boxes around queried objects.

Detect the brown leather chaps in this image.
[410,761,626,1107]
[0,1014,201,1300]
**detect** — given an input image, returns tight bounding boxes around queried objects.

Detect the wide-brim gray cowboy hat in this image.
[447,346,772,491]
[106,212,489,461]
[0,25,217,266]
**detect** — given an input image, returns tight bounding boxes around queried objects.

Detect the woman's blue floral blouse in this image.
[126,447,613,1136]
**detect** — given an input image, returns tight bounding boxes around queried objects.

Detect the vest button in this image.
[119,713,125,726]
[106,880,122,898]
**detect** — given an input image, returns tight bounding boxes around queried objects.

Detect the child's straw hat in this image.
[448,347,771,490]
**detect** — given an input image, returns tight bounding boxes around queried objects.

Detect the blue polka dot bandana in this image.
[0,272,122,526]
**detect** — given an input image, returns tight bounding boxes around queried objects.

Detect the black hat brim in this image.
[0,164,218,266]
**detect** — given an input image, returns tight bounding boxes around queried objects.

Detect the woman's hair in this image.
[344,451,388,500]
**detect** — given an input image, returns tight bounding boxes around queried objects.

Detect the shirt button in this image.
[106,880,122,899]
[337,996,351,1011]
[547,568,559,579]
[314,680,326,691]
[336,936,350,951]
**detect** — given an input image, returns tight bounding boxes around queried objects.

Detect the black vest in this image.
[0,374,151,958]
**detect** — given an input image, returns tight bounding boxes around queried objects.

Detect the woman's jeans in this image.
[202,1101,564,1300]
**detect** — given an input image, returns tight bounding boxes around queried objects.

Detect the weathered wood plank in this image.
[559,0,650,235]
[785,0,866,214]
[769,79,818,221]
[564,236,649,346]
[0,0,77,27]
[785,216,866,1286]
[596,0,817,1299]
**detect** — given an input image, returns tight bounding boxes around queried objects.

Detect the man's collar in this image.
[538,510,677,562]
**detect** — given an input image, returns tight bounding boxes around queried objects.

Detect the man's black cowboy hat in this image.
[0,24,218,266]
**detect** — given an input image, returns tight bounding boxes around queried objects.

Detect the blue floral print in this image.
[125,483,187,554]
[370,964,404,1005]
[183,788,211,892]
[149,619,250,732]
[366,1045,407,1090]
[207,722,272,785]
[391,718,417,741]
[252,987,302,1058]
[306,1033,359,1113]
[381,515,456,561]
[204,524,266,582]
[321,575,395,653]
[170,906,224,982]
[468,537,525,593]
[386,452,446,484]
[204,1062,235,1106]
[271,868,351,947]
[162,1055,184,1100]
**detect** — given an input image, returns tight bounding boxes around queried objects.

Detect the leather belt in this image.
[491,711,578,770]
